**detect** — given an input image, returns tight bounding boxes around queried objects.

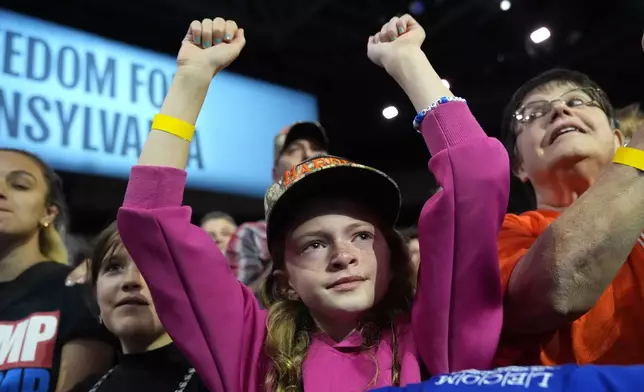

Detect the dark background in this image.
[2,0,643,235]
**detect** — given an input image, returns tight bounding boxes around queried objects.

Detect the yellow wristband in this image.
[151,114,195,142]
[613,147,644,172]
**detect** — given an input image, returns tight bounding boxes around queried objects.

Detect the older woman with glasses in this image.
[495,40,644,367]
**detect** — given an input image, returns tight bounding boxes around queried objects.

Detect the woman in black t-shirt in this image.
[0,149,115,392]
[70,222,207,392]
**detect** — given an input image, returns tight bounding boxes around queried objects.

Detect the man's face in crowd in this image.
[273,138,327,181]
[201,218,237,252]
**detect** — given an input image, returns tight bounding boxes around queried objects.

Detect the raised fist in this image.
[177,18,246,77]
[367,14,425,70]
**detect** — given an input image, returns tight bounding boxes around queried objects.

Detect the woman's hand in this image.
[367,14,426,72]
[177,17,246,78]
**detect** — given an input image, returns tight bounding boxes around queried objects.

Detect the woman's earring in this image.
[42,222,50,228]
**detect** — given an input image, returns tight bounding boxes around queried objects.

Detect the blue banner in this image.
[0,10,318,197]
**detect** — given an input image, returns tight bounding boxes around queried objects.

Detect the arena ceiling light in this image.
[500,0,511,11]
[382,106,399,119]
[530,27,551,44]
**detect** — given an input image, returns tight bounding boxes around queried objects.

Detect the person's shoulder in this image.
[234,220,267,235]
[42,261,73,273]
[35,261,73,282]
[226,220,269,263]
[66,373,103,392]
[498,211,552,275]
[19,262,74,298]
[229,220,267,246]
[502,209,558,234]
[503,209,549,226]
[0,262,73,318]
[190,374,211,392]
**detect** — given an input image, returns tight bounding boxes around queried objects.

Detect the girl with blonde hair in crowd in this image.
[0,149,113,392]
[116,14,509,392]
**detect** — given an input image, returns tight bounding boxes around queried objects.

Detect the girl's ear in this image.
[273,270,299,300]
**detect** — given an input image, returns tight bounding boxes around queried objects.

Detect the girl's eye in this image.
[354,231,373,241]
[303,241,325,253]
[103,261,123,273]
[11,182,29,190]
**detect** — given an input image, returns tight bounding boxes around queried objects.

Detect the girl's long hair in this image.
[259,228,415,391]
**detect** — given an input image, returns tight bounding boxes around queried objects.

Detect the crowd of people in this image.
[1,13,643,392]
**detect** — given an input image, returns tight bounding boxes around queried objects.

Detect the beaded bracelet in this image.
[413,96,467,131]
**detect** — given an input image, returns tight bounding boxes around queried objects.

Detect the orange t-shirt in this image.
[496,209,644,366]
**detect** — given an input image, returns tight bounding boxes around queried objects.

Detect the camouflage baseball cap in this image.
[274,121,329,162]
[264,154,401,249]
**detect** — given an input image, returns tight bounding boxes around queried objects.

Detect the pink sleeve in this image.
[117,166,267,392]
[411,102,509,374]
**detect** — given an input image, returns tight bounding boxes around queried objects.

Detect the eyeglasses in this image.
[513,87,605,124]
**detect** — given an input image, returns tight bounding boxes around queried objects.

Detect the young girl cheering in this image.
[116,15,509,391]
[69,223,208,392]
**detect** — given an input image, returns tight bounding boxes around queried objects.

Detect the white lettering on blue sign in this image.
[434,366,558,389]
[0,9,318,196]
